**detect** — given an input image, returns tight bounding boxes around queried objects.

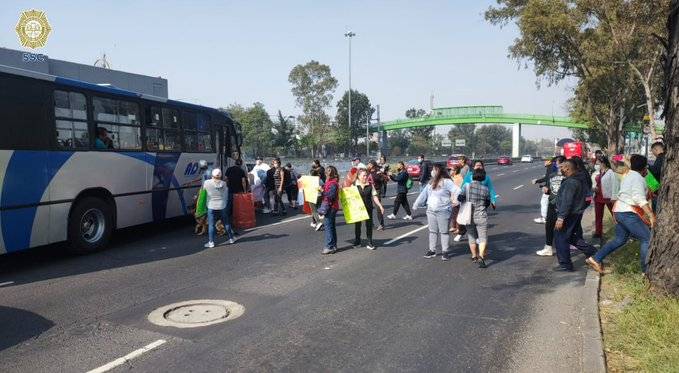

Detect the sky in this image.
[2,0,575,140]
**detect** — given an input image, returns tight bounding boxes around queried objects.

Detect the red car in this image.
[447,154,468,170]
[406,159,421,180]
[497,156,513,166]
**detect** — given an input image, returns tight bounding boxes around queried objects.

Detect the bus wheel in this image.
[68,197,114,254]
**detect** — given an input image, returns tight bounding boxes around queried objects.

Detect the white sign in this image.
[441,138,452,147]
[455,139,466,147]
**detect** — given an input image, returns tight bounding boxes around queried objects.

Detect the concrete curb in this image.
[580,208,607,373]
[581,270,606,372]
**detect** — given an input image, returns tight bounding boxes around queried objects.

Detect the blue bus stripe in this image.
[1,151,73,252]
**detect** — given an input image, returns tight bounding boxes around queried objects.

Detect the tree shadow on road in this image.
[0,306,54,352]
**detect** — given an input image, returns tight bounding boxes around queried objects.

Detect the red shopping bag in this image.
[233,193,256,229]
[303,201,312,214]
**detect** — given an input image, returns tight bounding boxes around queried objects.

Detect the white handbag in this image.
[456,184,472,225]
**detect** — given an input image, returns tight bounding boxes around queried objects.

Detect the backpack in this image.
[406,176,413,190]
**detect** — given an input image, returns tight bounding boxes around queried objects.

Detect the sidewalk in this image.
[504,209,606,373]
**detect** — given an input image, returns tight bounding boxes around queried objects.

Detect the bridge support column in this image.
[380,130,389,155]
[512,123,521,158]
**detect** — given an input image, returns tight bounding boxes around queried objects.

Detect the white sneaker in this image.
[533,217,546,224]
[403,215,413,220]
[204,241,215,248]
[262,208,271,214]
[387,214,396,220]
[310,222,317,228]
[453,234,462,242]
[228,238,236,244]
[366,244,376,250]
[315,222,324,231]
[536,245,553,256]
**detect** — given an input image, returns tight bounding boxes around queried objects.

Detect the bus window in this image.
[93,97,142,150]
[146,106,182,151]
[183,111,212,153]
[54,90,89,149]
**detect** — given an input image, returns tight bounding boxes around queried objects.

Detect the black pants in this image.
[375,191,385,226]
[354,211,374,245]
[274,189,286,213]
[545,203,558,246]
[285,185,298,205]
[393,192,411,216]
[554,214,597,269]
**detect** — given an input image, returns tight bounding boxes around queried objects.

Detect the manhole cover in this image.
[148,300,244,328]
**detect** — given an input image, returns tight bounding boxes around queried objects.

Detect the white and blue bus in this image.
[0,64,243,255]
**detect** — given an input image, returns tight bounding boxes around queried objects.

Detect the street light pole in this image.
[345,31,355,155]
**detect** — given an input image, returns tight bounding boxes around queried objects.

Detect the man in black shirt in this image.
[418,154,432,191]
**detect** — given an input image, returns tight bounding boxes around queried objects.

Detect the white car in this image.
[521,155,533,163]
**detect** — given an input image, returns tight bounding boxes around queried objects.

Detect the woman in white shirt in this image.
[203,168,236,248]
[414,164,460,261]
[586,155,655,274]
[593,156,616,238]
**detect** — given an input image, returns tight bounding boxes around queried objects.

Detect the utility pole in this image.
[345,31,355,154]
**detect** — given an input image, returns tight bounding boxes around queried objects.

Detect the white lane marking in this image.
[87,339,167,373]
[244,215,310,232]
[0,281,14,287]
[498,173,505,176]
[384,225,429,245]
[512,170,520,173]
[513,185,525,190]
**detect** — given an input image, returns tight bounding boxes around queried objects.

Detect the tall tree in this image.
[448,125,477,154]
[288,60,338,157]
[335,89,375,154]
[272,111,298,155]
[485,0,668,152]
[474,125,512,156]
[648,1,679,296]
[224,102,273,157]
[406,108,434,137]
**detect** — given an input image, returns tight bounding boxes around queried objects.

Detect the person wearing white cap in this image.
[203,168,236,247]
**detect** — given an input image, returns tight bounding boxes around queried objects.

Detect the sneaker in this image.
[387,214,396,220]
[228,238,235,244]
[322,247,336,255]
[478,258,487,268]
[376,225,384,231]
[441,253,449,261]
[453,234,463,242]
[585,257,605,274]
[204,241,215,248]
[533,217,546,224]
[315,222,324,231]
[262,209,271,214]
[311,222,317,228]
[570,245,578,254]
[366,244,376,250]
[352,240,361,247]
[424,250,437,258]
[536,245,553,256]
[403,215,413,220]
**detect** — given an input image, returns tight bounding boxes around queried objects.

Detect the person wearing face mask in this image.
[353,169,385,250]
[414,164,460,260]
[387,161,413,220]
[417,154,433,191]
[593,155,615,239]
[203,168,236,248]
[458,160,497,243]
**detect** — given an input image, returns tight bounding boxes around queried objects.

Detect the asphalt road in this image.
[0,162,589,372]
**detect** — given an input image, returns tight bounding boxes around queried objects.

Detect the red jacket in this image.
[323,178,340,210]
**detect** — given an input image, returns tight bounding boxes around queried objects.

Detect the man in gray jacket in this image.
[554,159,597,271]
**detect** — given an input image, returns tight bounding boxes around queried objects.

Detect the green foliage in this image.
[288,60,338,156]
[475,125,512,156]
[389,130,411,156]
[447,125,477,154]
[224,102,273,158]
[406,108,434,138]
[335,89,375,154]
[272,111,299,156]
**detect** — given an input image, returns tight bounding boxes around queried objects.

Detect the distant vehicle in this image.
[406,159,421,180]
[447,154,469,170]
[497,156,513,166]
[521,155,533,163]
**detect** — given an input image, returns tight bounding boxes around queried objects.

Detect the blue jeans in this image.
[324,208,338,249]
[554,214,597,269]
[594,212,650,272]
[207,208,234,243]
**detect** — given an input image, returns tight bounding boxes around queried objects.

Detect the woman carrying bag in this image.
[414,164,460,261]
[457,169,491,268]
[320,166,340,255]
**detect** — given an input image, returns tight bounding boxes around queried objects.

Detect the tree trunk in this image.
[647,1,679,297]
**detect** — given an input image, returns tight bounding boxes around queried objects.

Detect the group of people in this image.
[530,142,665,273]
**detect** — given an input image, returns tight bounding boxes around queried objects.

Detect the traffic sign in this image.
[455,139,466,147]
